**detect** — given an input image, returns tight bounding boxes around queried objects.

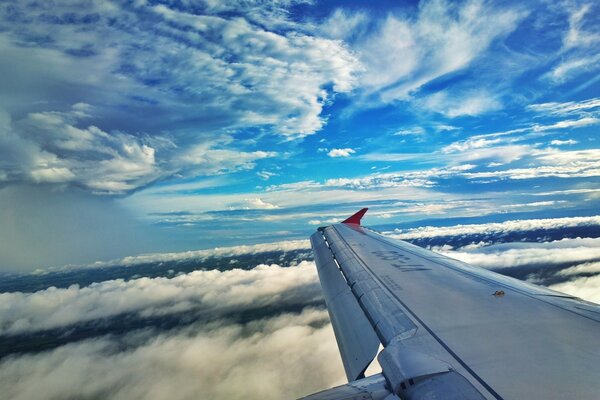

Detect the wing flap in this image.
[298,374,393,400]
[321,226,418,345]
[310,231,380,382]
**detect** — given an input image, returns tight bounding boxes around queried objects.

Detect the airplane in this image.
[300,208,600,400]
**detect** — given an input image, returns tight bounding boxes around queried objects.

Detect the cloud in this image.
[422,90,502,117]
[0,185,171,273]
[527,98,600,116]
[442,137,503,153]
[0,104,165,193]
[545,54,600,83]
[88,240,311,269]
[0,0,360,193]
[0,104,281,194]
[533,117,599,131]
[549,274,600,304]
[337,0,525,101]
[550,139,578,146]
[243,198,279,209]
[556,261,600,277]
[257,170,277,180]
[0,308,346,400]
[327,148,356,158]
[434,237,600,269]
[541,3,600,84]
[462,148,600,180]
[388,215,600,239]
[392,127,427,136]
[0,261,321,335]
[176,141,277,177]
[562,4,599,50]
[1,1,358,138]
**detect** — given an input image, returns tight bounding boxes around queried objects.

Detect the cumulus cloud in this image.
[0,308,346,400]
[327,148,356,158]
[0,262,321,335]
[388,215,600,239]
[556,261,600,277]
[0,0,360,193]
[549,274,600,304]
[86,239,311,269]
[434,237,600,269]
[242,198,279,209]
[0,1,358,139]
[0,104,164,193]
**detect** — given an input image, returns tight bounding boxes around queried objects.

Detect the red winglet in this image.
[342,208,368,225]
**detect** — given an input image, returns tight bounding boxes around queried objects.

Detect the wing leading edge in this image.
[301,209,600,400]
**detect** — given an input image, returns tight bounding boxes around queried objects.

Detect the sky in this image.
[0,0,599,271]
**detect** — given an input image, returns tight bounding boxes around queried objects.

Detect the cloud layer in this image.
[0,309,345,400]
[0,262,320,335]
[388,215,600,239]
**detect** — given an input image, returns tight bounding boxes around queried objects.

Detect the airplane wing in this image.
[300,208,600,400]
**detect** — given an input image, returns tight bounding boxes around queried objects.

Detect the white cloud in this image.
[442,137,504,153]
[463,148,600,180]
[327,148,356,158]
[392,127,426,136]
[422,90,502,117]
[85,239,311,269]
[343,0,525,101]
[0,0,362,192]
[0,308,345,400]
[0,104,163,193]
[176,141,277,176]
[257,170,277,180]
[550,139,578,146]
[549,274,600,304]
[243,198,279,209]
[556,261,600,277]
[545,55,600,83]
[562,4,599,50]
[434,237,600,269]
[540,4,600,84]
[527,98,600,116]
[0,261,320,335]
[387,215,600,240]
[533,117,599,131]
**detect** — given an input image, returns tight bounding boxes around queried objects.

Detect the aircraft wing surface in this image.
[301,209,600,400]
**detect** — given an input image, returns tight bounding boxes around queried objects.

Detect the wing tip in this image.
[342,208,368,225]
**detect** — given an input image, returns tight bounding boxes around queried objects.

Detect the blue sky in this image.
[0,0,599,271]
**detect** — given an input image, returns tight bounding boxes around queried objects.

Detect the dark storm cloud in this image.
[0,185,169,273]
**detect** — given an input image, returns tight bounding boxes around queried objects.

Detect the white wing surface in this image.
[301,209,600,400]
